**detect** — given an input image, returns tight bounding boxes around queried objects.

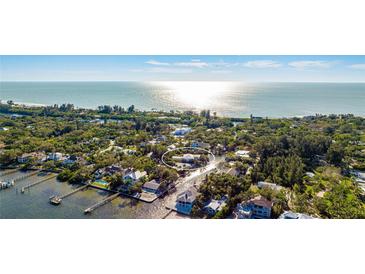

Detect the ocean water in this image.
[0,81,364,117]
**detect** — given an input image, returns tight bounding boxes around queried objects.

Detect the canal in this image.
[0,170,170,219]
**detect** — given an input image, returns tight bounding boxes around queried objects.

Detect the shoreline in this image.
[1,100,364,120]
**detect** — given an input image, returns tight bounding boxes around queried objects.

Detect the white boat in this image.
[0,180,15,190]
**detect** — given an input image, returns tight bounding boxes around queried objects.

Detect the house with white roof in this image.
[47,152,64,161]
[204,196,228,216]
[257,181,283,191]
[123,169,147,184]
[235,150,250,158]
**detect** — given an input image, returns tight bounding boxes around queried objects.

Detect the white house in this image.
[235,150,250,158]
[123,170,147,183]
[47,152,64,161]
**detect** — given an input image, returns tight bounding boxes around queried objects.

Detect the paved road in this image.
[162,156,225,210]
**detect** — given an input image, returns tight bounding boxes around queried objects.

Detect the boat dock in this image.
[84,193,120,214]
[13,170,39,183]
[0,169,19,177]
[21,174,57,193]
[49,184,89,205]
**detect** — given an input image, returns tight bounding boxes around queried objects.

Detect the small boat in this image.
[49,195,62,205]
[0,180,14,190]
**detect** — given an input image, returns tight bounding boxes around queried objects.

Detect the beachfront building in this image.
[142,179,163,194]
[172,127,192,136]
[234,196,273,219]
[175,187,197,215]
[17,152,46,164]
[257,181,283,191]
[279,211,315,219]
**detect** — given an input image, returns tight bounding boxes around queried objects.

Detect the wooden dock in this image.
[0,169,19,177]
[84,193,120,214]
[49,184,89,205]
[21,174,57,193]
[13,170,39,183]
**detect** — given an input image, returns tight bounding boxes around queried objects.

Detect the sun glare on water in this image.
[155,81,235,110]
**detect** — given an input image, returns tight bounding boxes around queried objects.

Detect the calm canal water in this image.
[0,170,169,219]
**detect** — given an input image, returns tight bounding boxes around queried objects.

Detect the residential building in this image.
[234,196,273,219]
[279,211,315,219]
[123,169,147,184]
[191,141,210,149]
[172,127,191,136]
[235,150,250,158]
[175,187,197,215]
[142,179,163,194]
[204,196,228,216]
[47,152,64,161]
[257,181,283,191]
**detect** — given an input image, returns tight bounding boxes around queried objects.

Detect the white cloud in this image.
[348,63,365,70]
[244,60,282,68]
[288,60,334,69]
[145,60,170,66]
[149,67,192,74]
[173,61,209,68]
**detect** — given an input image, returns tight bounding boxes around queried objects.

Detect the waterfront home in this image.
[279,211,315,219]
[204,196,228,216]
[175,187,198,215]
[234,196,273,219]
[47,152,64,161]
[62,155,85,165]
[91,179,111,190]
[172,127,191,136]
[17,152,46,164]
[142,179,163,194]
[191,141,210,149]
[235,150,250,158]
[123,169,147,184]
[257,181,283,191]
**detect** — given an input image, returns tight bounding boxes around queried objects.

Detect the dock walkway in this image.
[84,193,120,214]
[49,184,89,205]
[13,170,39,183]
[21,174,57,193]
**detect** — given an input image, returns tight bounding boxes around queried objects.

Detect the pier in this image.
[84,193,120,214]
[49,184,89,205]
[21,174,57,193]
[13,170,39,183]
[0,169,19,177]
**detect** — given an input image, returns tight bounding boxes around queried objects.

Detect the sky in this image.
[1,55,365,82]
